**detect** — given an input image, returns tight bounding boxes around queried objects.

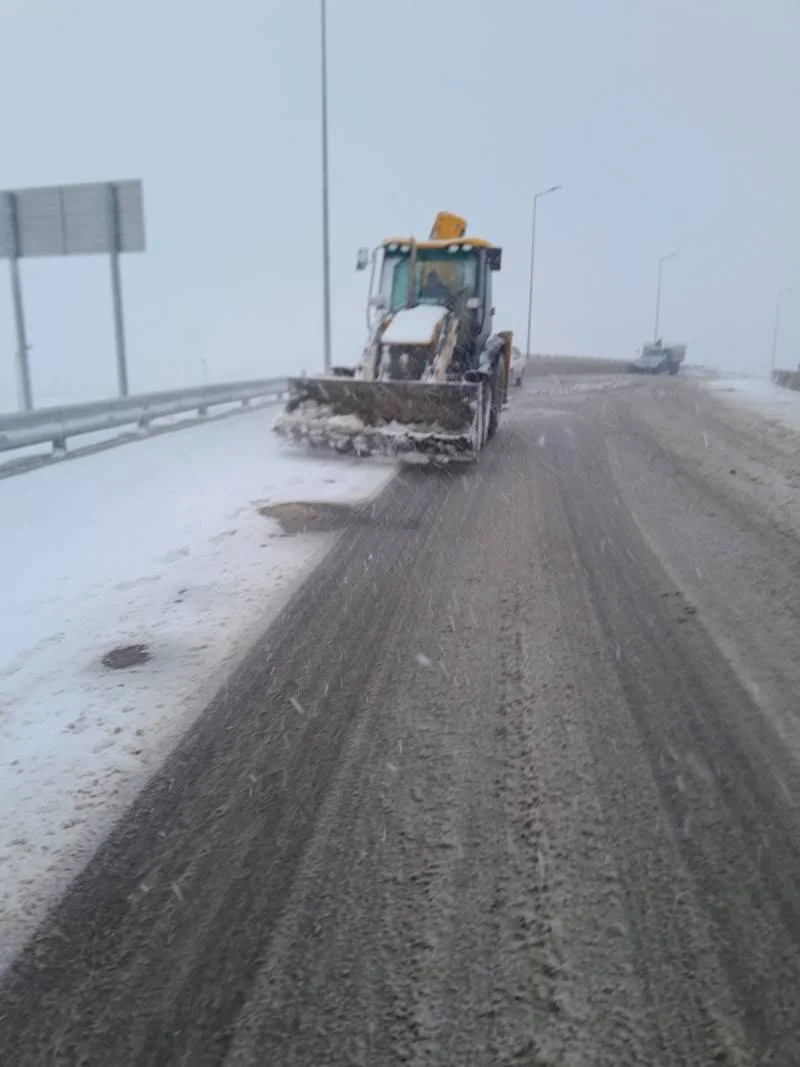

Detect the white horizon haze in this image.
[0,0,798,409]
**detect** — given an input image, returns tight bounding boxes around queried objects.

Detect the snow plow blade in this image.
[274,376,483,459]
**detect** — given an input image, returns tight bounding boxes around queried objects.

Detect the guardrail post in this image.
[241,397,251,408]
[52,436,67,457]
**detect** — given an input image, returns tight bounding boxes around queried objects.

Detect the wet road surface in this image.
[1,376,799,1065]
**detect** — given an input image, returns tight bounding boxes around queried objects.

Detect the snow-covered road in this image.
[2,370,797,977]
[3,374,800,1064]
[0,406,393,970]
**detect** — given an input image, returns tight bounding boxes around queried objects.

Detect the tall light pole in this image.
[320,0,332,372]
[525,184,561,358]
[770,285,793,372]
[654,252,677,343]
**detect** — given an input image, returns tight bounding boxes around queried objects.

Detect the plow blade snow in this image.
[274,376,483,459]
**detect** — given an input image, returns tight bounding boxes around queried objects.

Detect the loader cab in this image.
[368,240,502,336]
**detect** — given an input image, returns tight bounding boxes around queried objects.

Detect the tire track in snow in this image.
[0,379,798,1064]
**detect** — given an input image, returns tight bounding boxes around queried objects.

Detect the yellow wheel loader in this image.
[274,212,512,461]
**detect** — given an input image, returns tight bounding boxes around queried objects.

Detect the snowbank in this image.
[0,407,393,971]
[274,400,477,459]
[706,376,800,434]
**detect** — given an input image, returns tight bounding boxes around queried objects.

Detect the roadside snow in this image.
[0,407,393,971]
[706,377,800,433]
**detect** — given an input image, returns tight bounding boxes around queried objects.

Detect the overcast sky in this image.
[0,0,798,408]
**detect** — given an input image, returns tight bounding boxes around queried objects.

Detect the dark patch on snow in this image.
[259,499,423,535]
[258,501,354,534]
[102,644,151,670]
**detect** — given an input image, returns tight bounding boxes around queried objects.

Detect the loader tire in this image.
[487,369,501,441]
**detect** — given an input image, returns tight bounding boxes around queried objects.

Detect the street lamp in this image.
[320,0,332,372]
[653,252,677,343]
[525,184,561,358]
[770,285,794,373]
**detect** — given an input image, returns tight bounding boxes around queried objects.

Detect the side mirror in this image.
[356,247,370,271]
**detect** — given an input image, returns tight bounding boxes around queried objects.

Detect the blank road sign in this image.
[0,180,145,259]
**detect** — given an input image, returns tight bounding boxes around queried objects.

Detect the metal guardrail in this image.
[526,354,630,375]
[0,378,289,454]
[531,353,619,363]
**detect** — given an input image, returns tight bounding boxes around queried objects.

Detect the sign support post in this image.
[3,192,33,412]
[106,184,129,396]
